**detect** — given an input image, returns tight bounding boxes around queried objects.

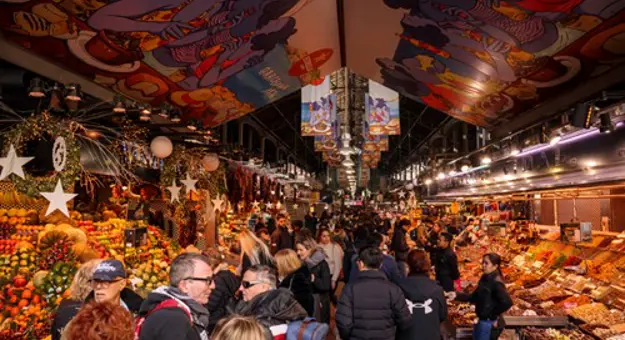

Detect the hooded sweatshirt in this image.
[397,274,447,340]
[138,286,210,340]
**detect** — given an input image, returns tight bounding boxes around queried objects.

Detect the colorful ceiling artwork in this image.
[344,0,625,127]
[0,0,340,127]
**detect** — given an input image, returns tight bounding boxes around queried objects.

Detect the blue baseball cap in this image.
[92,260,127,281]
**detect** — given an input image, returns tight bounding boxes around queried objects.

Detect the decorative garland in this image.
[160,145,227,197]
[3,114,81,196]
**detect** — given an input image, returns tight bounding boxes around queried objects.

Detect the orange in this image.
[17,299,29,308]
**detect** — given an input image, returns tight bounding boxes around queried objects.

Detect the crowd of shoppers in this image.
[52,209,511,340]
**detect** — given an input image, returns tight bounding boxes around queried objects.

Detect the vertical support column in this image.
[462,123,469,153]
[247,128,253,151]
[238,121,245,146]
[222,122,228,144]
[260,137,266,161]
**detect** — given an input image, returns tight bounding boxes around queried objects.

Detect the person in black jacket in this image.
[295,233,332,323]
[274,249,315,316]
[239,229,275,276]
[391,219,411,275]
[336,246,412,340]
[271,213,293,254]
[204,249,241,333]
[138,253,214,340]
[434,232,460,292]
[231,265,307,334]
[397,249,447,340]
[449,253,513,340]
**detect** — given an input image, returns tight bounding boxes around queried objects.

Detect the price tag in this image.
[533,261,545,269]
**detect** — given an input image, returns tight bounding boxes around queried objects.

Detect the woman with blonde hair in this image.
[52,259,102,340]
[211,315,272,340]
[239,228,275,275]
[275,249,314,316]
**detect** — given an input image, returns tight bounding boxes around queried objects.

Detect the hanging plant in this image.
[3,114,82,196]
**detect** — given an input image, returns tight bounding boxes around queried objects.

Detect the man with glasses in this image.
[231,265,307,336]
[137,253,215,340]
[87,260,143,314]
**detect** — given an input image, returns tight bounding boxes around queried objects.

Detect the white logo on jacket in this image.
[406,298,433,315]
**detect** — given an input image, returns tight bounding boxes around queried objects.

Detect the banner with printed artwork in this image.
[362,122,389,153]
[367,79,400,136]
[301,77,334,136]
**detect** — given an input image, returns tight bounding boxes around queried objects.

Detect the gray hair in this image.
[170,253,211,287]
[246,265,277,289]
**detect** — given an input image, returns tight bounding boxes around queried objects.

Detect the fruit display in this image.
[2,275,44,318]
[35,262,77,307]
[0,204,181,339]
[130,259,170,294]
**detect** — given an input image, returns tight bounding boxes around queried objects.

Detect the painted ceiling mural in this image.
[0,0,340,126]
[344,0,625,127]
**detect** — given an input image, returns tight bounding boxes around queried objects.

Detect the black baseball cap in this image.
[92,260,127,281]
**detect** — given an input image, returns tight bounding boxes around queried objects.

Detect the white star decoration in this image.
[398,190,406,199]
[0,145,33,180]
[252,201,260,209]
[293,204,298,210]
[167,180,181,203]
[266,202,274,209]
[212,195,224,213]
[40,180,77,217]
[181,174,198,193]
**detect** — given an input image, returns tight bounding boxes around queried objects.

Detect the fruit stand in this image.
[0,194,181,339]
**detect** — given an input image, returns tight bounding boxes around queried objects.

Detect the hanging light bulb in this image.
[65,83,82,101]
[28,78,45,98]
[461,164,469,172]
[140,105,152,115]
[170,111,182,123]
[424,178,433,185]
[112,95,126,113]
[159,103,171,118]
[481,155,492,165]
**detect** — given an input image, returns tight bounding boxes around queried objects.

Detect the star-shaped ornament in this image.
[212,195,224,213]
[252,201,260,209]
[40,180,77,217]
[181,174,198,193]
[266,202,274,209]
[398,190,406,199]
[0,145,33,180]
[167,180,181,203]
[293,204,299,210]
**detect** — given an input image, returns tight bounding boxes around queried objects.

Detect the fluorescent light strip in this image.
[514,144,552,158]
[559,128,599,145]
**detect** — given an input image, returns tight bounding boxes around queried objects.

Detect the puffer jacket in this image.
[336,270,412,340]
[231,288,308,329]
[397,274,447,340]
[279,265,315,317]
[456,271,513,321]
[205,270,240,332]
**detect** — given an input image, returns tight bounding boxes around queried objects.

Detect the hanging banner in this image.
[301,77,333,136]
[367,79,400,135]
[362,123,390,153]
[313,93,338,151]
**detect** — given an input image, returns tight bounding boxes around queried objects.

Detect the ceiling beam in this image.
[492,62,625,138]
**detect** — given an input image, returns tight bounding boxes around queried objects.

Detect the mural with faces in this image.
[345,0,625,127]
[0,0,340,126]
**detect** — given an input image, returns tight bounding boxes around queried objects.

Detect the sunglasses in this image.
[241,280,265,289]
[184,276,213,285]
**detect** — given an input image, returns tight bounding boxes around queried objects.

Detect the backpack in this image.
[134,299,192,340]
[286,318,329,340]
